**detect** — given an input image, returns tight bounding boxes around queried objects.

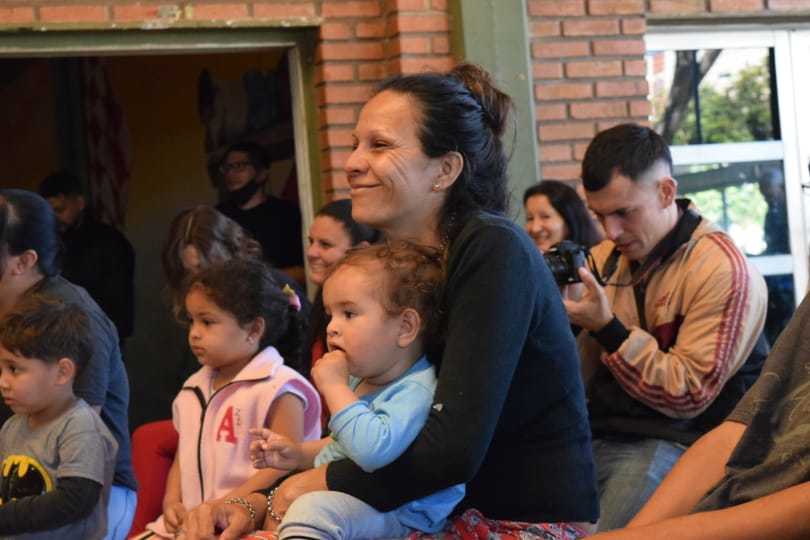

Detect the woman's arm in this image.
[327,222,542,510]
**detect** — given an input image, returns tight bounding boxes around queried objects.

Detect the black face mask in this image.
[226,179,261,207]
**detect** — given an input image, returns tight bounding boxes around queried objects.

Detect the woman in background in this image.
[524,180,602,253]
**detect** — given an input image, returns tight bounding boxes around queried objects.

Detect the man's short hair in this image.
[222,142,270,170]
[0,294,92,376]
[581,123,673,192]
[39,171,84,199]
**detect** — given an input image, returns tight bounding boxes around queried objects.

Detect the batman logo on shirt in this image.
[0,454,53,504]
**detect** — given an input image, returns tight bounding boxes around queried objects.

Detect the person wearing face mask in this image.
[524,180,602,254]
[215,142,305,284]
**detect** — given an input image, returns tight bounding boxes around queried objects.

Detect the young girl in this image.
[141,258,321,538]
[250,242,464,539]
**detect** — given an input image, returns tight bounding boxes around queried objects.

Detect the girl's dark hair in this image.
[162,206,261,304]
[183,258,305,366]
[0,189,61,278]
[376,63,513,245]
[333,241,445,359]
[523,180,602,248]
[315,199,380,246]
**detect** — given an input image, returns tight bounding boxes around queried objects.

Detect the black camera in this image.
[543,240,589,286]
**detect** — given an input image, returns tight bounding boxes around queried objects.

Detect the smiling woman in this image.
[182,64,598,540]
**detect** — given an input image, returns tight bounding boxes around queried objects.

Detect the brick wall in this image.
[528,0,810,182]
[0,0,453,199]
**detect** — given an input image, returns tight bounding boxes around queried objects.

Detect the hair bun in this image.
[450,63,511,137]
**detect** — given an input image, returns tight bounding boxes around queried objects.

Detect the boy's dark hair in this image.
[581,123,673,192]
[182,258,306,371]
[0,294,92,376]
[38,171,84,199]
[334,241,445,357]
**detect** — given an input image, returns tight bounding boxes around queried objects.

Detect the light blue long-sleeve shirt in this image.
[314,357,465,532]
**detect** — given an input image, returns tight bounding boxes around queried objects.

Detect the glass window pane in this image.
[647,48,778,145]
[674,160,788,256]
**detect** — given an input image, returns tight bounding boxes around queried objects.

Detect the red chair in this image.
[128,420,178,538]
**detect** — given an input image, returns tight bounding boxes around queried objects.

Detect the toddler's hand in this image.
[164,501,187,532]
[312,350,350,390]
[249,428,302,470]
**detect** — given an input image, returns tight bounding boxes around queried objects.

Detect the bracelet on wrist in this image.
[224,496,257,529]
[266,487,284,523]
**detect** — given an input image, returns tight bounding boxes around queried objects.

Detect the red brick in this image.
[649,0,707,13]
[597,119,628,131]
[528,0,586,16]
[39,5,107,23]
[320,22,353,40]
[535,81,593,100]
[394,0,430,9]
[321,42,384,61]
[574,142,590,160]
[570,101,628,119]
[588,0,645,14]
[533,62,564,79]
[432,35,450,54]
[395,13,449,32]
[536,104,568,121]
[254,2,317,18]
[320,63,355,82]
[539,144,573,162]
[532,40,590,59]
[769,0,810,9]
[621,17,646,34]
[356,20,386,38]
[321,83,375,104]
[629,99,653,117]
[322,148,353,170]
[593,39,646,56]
[357,62,387,80]
[191,3,249,20]
[709,0,763,9]
[565,60,623,78]
[562,19,620,37]
[398,36,432,54]
[320,105,357,126]
[323,127,355,147]
[0,6,34,24]
[596,79,648,97]
[397,56,454,73]
[624,59,646,76]
[531,21,560,37]
[540,163,582,180]
[322,1,382,17]
[324,171,351,193]
[432,0,448,10]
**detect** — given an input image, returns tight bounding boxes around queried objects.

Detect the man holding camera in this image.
[564,124,768,531]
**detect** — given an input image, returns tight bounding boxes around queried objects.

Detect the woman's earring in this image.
[432,182,441,192]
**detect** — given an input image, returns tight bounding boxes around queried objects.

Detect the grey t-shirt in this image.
[0,399,117,540]
[694,294,810,513]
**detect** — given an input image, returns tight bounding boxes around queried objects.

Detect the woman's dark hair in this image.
[376,63,513,245]
[0,189,61,278]
[315,199,380,246]
[162,205,262,303]
[523,181,602,248]
[183,258,305,365]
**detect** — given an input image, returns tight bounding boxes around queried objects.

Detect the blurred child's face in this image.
[0,344,64,420]
[185,288,260,371]
[307,216,354,286]
[323,264,410,381]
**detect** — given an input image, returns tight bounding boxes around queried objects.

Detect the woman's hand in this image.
[262,466,329,530]
[181,498,256,540]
